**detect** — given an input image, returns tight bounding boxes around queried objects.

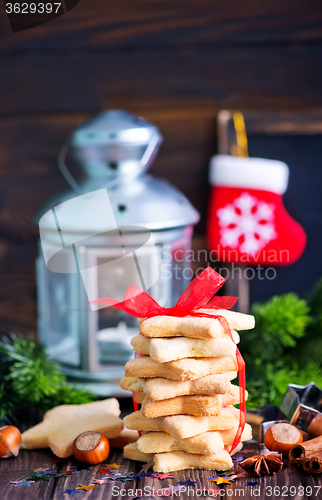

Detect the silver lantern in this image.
[36,110,199,396]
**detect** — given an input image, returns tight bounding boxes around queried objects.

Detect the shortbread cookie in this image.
[21,398,123,458]
[201,309,255,330]
[131,333,239,363]
[137,431,225,455]
[154,449,234,472]
[123,441,153,463]
[221,424,252,444]
[133,391,145,404]
[123,407,241,439]
[137,425,252,455]
[124,443,233,472]
[125,355,237,380]
[226,442,244,455]
[139,311,254,339]
[120,373,237,400]
[133,386,246,409]
[141,386,243,418]
[109,427,140,449]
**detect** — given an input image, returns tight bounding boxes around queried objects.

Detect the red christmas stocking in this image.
[207,155,306,265]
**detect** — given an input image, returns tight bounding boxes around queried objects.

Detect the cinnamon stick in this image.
[302,451,322,474]
[289,435,322,465]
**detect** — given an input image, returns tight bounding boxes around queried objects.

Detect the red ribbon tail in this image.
[132,392,140,413]
[230,349,246,455]
[206,296,238,310]
[217,317,246,455]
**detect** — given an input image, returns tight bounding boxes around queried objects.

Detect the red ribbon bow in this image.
[91,267,246,454]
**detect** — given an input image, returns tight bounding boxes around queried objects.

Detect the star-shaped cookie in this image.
[21,399,123,457]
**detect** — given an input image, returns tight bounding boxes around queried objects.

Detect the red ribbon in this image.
[91,267,246,454]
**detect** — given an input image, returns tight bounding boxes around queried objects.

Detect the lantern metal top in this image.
[71,110,159,147]
[36,110,200,233]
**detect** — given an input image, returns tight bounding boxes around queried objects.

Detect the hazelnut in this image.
[72,431,110,465]
[0,425,21,458]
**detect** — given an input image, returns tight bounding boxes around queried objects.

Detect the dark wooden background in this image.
[1,1,322,336]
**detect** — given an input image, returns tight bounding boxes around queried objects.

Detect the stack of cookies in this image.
[121,309,254,473]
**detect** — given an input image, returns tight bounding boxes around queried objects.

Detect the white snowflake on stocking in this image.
[216,192,277,255]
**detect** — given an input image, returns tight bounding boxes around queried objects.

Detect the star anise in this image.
[239,452,283,476]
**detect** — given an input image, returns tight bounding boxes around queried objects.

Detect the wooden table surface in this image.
[1,406,321,500]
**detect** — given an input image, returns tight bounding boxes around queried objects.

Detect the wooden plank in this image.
[0,436,319,499]
[191,235,210,275]
[218,108,322,141]
[246,462,310,500]
[0,449,59,472]
[1,44,322,116]
[0,273,37,335]
[303,469,322,499]
[0,448,57,500]
[0,471,56,500]
[0,241,37,334]
[1,0,322,52]
[0,241,36,274]
[0,114,76,240]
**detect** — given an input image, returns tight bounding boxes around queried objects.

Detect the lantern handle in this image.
[139,131,161,170]
[57,141,83,194]
[58,131,162,194]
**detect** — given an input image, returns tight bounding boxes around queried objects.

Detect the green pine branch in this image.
[0,334,96,425]
[240,293,310,363]
[241,290,320,409]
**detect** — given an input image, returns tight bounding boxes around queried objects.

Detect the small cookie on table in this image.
[21,398,123,458]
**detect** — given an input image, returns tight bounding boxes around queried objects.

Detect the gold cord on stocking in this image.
[231,111,249,158]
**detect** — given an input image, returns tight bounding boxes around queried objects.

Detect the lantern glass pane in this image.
[37,254,81,367]
[91,245,161,366]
